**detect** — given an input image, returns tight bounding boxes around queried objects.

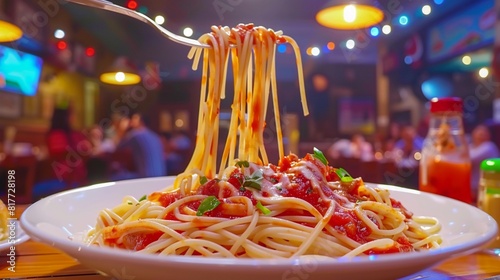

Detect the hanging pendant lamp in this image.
[0,17,23,42]
[316,1,384,30]
[100,57,141,85]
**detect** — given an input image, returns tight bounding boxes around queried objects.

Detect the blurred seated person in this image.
[327,134,373,161]
[46,106,88,186]
[87,125,115,156]
[395,125,423,156]
[112,112,166,180]
[85,125,115,184]
[160,131,193,176]
[470,124,500,198]
[393,125,423,169]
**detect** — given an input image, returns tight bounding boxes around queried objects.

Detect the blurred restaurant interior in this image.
[0,0,499,203]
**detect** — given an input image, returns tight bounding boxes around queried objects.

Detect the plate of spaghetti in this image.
[21,23,497,280]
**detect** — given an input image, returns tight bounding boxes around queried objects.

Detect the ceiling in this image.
[61,0,474,80]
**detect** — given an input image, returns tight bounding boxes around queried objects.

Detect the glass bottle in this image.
[419,97,472,204]
[477,158,500,253]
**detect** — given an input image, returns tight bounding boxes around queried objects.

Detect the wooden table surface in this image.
[1,205,500,280]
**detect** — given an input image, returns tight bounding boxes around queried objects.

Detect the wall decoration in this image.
[427,0,494,62]
[338,97,376,135]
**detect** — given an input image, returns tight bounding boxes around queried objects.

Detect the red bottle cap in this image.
[430,97,463,113]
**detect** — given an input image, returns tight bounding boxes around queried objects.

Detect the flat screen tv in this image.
[0,45,43,96]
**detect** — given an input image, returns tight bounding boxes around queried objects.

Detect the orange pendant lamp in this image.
[100,57,141,85]
[316,1,384,30]
[0,15,23,42]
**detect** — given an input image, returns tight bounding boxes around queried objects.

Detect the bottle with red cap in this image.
[419,97,472,203]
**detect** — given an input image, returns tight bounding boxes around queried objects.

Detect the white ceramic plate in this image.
[21,177,498,280]
[0,220,29,252]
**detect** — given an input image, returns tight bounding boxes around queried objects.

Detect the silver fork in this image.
[65,0,210,48]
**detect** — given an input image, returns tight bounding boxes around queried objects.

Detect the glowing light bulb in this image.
[382,25,391,35]
[343,4,356,23]
[54,29,65,39]
[422,5,431,15]
[346,39,355,49]
[175,119,184,128]
[306,47,313,56]
[327,42,335,50]
[115,72,125,82]
[183,27,194,37]
[56,41,67,50]
[155,15,165,25]
[479,68,489,78]
[127,0,138,10]
[399,16,408,26]
[277,44,287,53]
[311,47,320,56]
[462,55,471,65]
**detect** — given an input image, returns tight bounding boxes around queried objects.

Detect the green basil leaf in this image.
[236,160,250,168]
[243,169,263,190]
[196,196,221,216]
[313,147,328,165]
[199,176,208,185]
[243,179,262,190]
[256,201,271,215]
[138,195,147,202]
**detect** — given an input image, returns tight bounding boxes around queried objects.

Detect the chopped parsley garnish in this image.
[199,176,208,185]
[313,147,328,165]
[335,168,353,183]
[256,201,271,215]
[196,196,220,216]
[138,195,147,202]
[236,160,250,168]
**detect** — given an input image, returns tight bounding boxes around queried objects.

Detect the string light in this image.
[183,27,194,37]
[306,47,313,56]
[311,47,320,56]
[277,44,287,53]
[56,41,67,50]
[462,55,471,65]
[126,0,138,10]
[86,47,95,57]
[346,39,355,49]
[479,68,489,78]
[382,25,391,35]
[422,5,432,15]
[327,42,335,50]
[399,16,408,26]
[155,15,165,25]
[54,29,65,39]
